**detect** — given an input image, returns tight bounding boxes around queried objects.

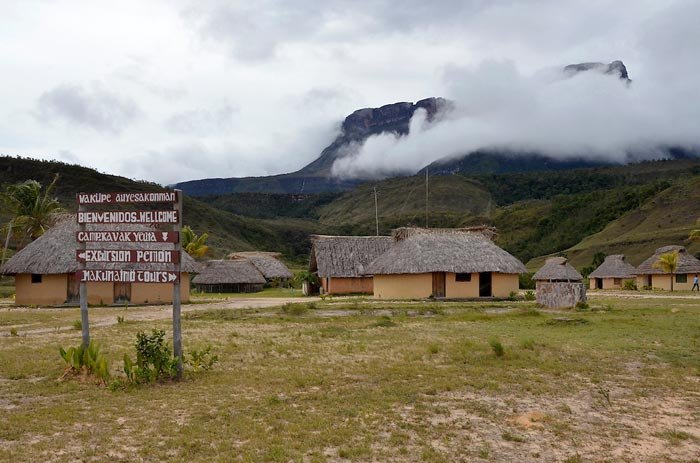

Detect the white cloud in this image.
[0,0,697,185]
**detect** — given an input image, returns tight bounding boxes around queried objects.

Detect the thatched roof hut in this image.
[365,228,526,275]
[589,255,636,279]
[192,260,266,285]
[1,216,200,275]
[635,245,700,275]
[309,235,393,277]
[533,257,582,282]
[228,251,293,280]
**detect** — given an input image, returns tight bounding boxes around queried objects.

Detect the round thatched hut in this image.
[0,217,200,306]
[192,260,266,293]
[533,257,586,308]
[589,254,637,289]
[365,227,526,299]
[228,251,293,283]
[635,245,700,290]
[309,235,393,295]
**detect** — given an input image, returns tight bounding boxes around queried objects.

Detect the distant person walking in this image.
[693,275,699,291]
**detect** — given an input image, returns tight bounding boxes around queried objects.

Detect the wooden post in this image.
[172,190,183,378]
[78,203,90,347]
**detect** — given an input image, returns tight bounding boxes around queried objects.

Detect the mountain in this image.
[176,60,640,196]
[175,98,448,196]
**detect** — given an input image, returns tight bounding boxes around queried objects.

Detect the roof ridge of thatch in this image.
[589,254,637,279]
[533,257,583,281]
[636,244,700,275]
[391,226,497,241]
[365,228,525,275]
[191,259,266,284]
[310,234,392,240]
[227,252,293,279]
[310,235,394,278]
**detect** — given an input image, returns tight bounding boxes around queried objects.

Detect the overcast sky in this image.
[0,0,697,184]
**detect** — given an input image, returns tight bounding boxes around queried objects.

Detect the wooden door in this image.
[66,273,79,303]
[479,272,492,297]
[432,272,446,298]
[113,283,131,303]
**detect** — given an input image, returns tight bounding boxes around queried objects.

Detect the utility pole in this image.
[172,190,183,379]
[425,168,429,228]
[373,186,379,236]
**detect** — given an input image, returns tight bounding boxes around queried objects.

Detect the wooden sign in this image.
[76,230,178,243]
[77,191,177,205]
[76,249,180,264]
[77,269,179,283]
[77,210,178,224]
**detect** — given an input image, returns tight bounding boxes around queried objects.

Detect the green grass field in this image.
[1,296,699,462]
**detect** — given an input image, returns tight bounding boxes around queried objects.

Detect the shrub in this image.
[427,344,440,355]
[520,338,536,350]
[281,303,308,316]
[507,291,518,301]
[489,338,505,357]
[186,345,219,372]
[519,273,536,290]
[123,329,179,384]
[116,316,126,324]
[374,316,397,328]
[9,327,18,337]
[72,320,82,330]
[623,280,638,290]
[524,290,536,301]
[59,342,110,384]
[575,301,590,311]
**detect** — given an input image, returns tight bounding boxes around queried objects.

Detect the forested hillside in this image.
[3,156,700,271]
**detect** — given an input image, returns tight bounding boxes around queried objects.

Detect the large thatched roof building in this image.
[309,235,393,294]
[192,259,266,293]
[533,257,586,308]
[1,216,199,306]
[365,227,526,299]
[589,255,637,289]
[228,252,293,281]
[635,245,700,290]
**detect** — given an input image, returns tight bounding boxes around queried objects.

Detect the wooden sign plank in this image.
[76,249,180,264]
[77,269,179,284]
[77,210,179,224]
[77,191,177,205]
[76,230,179,243]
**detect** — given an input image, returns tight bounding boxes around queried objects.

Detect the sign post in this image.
[78,203,90,348]
[75,190,183,376]
[172,190,183,378]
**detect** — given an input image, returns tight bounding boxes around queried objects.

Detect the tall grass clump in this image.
[489,338,505,357]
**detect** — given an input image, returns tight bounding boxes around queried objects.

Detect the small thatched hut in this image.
[309,235,393,294]
[228,252,293,282]
[589,255,637,289]
[192,260,266,293]
[635,245,700,290]
[0,217,199,306]
[365,227,526,299]
[533,257,585,308]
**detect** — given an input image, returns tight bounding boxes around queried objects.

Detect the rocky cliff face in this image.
[563,60,630,81]
[175,60,646,196]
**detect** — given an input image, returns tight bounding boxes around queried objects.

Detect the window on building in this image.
[31,274,42,284]
[455,273,472,282]
[676,274,687,283]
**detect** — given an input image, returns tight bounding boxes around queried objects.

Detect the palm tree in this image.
[653,251,679,291]
[1,175,63,265]
[181,226,209,258]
